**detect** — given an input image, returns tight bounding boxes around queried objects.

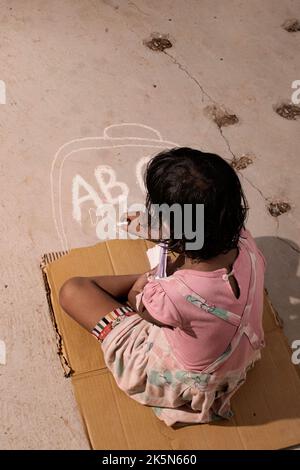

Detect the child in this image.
[59,147,265,426]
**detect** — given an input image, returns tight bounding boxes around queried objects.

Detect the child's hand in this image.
[123,211,155,240]
[124,211,148,238]
[131,273,149,294]
[125,211,141,231]
[128,273,148,311]
[146,265,159,280]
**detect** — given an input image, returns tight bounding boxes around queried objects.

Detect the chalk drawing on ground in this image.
[50,123,178,251]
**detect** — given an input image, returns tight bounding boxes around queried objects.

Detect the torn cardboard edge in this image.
[40,241,154,377]
[40,239,300,450]
[40,250,73,377]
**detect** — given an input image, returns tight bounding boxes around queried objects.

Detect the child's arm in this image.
[127,274,167,327]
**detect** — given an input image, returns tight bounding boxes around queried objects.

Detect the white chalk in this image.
[116,221,128,226]
[0,340,6,365]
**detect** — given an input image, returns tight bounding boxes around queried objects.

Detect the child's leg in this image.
[88,273,141,299]
[59,274,140,332]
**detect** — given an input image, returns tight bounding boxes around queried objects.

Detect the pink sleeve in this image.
[137,279,182,328]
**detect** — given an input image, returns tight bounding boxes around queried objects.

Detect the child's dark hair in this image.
[145,147,248,260]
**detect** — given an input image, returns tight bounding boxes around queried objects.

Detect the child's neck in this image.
[182,248,239,273]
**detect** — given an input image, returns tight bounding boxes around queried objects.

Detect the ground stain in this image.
[275,102,300,120]
[144,33,172,51]
[267,201,291,217]
[231,154,254,170]
[204,104,239,128]
[282,19,300,32]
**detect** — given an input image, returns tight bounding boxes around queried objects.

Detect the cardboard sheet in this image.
[41,239,300,449]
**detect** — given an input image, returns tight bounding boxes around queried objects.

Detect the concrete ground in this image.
[0,0,299,449]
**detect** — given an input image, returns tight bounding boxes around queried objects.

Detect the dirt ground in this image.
[0,0,299,449]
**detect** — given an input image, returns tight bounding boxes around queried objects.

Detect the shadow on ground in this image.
[256,236,300,343]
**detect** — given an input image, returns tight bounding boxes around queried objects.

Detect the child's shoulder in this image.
[239,227,267,270]
[239,227,252,240]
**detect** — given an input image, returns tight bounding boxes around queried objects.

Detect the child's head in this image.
[144,147,248,260]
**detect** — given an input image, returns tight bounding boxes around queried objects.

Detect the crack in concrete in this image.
[274,213,300,254]
[163,50,300,257]
[219,127,237,160]
[163,50,218,104]
[163,50,269,200]
[242,174,268,201]
[129,1,149,16]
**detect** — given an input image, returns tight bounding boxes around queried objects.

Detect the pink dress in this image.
[101,229,266,426]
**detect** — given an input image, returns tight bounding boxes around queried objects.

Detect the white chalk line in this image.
[103,123,163,141]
